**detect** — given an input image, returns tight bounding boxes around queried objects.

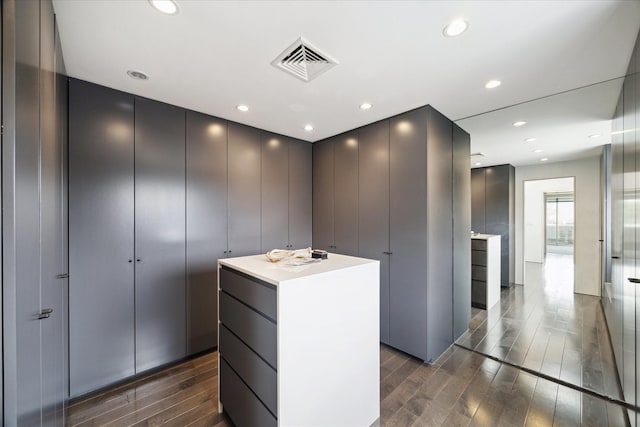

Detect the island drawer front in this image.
[471,239,487,251]
[221,358,277,427]
[219,291,277,368]
[471,250,486,266]
[471,265,487,281]
[220,325,277,414]
[220,267,277,321]
[471,280,487,308]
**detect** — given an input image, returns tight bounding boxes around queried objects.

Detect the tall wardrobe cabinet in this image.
[316,105,471,362]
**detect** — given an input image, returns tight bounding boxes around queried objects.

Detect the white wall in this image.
[515,157,601,296]
[523,177,574,263]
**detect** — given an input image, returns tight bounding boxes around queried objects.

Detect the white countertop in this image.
[471,233,501,240]
[218,253,378,286]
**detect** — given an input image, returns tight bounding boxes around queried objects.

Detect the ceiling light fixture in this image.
[485,80,501,89]
[127,70,149,81]
[512,121,527,127]
[443,19,468,37]
[304,124,314,132]
[149,0,179,15]
[360,103,373,110]
[588,134,601,139]
[236,105,249,112]
[532,149,543,153]
[475,162,483,166]
[540,158,549,162]
[524,137,537,142]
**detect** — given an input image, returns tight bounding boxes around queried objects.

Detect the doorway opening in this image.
[523,177,575,295]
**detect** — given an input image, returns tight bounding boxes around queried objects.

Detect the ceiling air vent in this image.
[271,37,338,83]
[470,152,487,157]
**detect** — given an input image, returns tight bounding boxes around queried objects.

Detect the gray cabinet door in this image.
[69,81,135,396]
[288,140,312,249]
[134,98,186,372]
[358,121,391,343]
[261,133,289,251]
[471,168,485,233]
[452,124,471,339]
[14,0,43,421]
[389,108,429,360]
[186,111,227,354]
[485,164,511,286]
[312,139,334,250]
[333,133,359,256]
[425,108,453,362]
[228,122,261,257]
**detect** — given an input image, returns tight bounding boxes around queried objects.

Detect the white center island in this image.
[217,253,380,427]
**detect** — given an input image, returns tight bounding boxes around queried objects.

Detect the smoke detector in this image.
[271,37,338,83]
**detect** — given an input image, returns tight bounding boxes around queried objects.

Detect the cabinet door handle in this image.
[56,273,69,279]
[38,308,53,320]
[383,251,392,255]
[629,278,640,284]
[136,258,142,263]
[612,256,620,259]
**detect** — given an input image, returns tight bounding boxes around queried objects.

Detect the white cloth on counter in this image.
[265,247,319,266]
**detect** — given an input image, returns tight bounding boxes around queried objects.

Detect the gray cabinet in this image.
[228,123,262,257]
[69,81,136,397]
[186,111,228,354]
[312,139,335,251]
[261,133,289,251]
[134,98,187,372]
[358,120,391,344]
[470,164,515,287]
[317,106,469,362]
[7,0,69,423]
[312,134,358,255]
[288,140,313,249]
[452,124,471,338]
[261,134,313,251]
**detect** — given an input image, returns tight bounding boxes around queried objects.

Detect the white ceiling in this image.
[52,0,640,165]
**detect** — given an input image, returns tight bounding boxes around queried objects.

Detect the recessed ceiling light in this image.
[524,137,537,142]
[475,162,483,166]
[443,19,468,37]
[588,134,601,139]
[485,80,501,89]
[512,121,527,127]
[360,103,373,110]
[236,105,249,112]
[304,124,314,132]
[149,0,179,15]
[532,149,543,153]
[127,70,149,81]
[540,158,549,162]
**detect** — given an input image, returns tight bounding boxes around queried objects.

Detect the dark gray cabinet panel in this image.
[358,120,391,344]
[389,109,429,360]
[334,133,359,256]
[134,98,186,372]
[312,140,334,251]
[288,141,313,249]
[220,358,277,427]
[261,133,289,251]
[69,81,136,396]
[14,0,42,421]
[220,268,277,320]
[425,108,453,361]
[228,123,261,257]
[452,124,471,339]
[186,111,227,354]
[471,168,485,233]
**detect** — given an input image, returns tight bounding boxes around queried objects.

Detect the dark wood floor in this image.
[457,254,622,402]
[67,254,635,426]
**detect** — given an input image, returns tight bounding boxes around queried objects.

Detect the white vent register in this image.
[271,37,338,82]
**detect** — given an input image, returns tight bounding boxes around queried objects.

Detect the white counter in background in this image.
[217,253,380,427]
[471,234,501,310]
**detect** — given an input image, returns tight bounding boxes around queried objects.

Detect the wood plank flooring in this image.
[67,344,633,427]
[456,254,623,402]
